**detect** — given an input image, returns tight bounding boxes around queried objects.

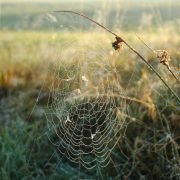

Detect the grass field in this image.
[0,1,180,179]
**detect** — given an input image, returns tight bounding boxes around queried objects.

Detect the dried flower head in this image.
[156,50,179,83]
[112,37,123,51]
[156,50,170,69]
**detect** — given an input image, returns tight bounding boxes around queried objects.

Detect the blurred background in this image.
[1,0,180,30]
[0,0,180,179]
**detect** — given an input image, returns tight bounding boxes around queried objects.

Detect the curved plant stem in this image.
[54,10,180,102]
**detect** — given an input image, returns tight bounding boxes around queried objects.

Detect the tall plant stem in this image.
[54,10,180,102]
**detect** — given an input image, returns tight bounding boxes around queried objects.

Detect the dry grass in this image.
[0,27,179,179]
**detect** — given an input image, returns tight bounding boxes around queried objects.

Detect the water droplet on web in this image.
[73,89,81,95]
[64,76,74,82]
[82,75,89,86]
[36,98,39,103]
[65,114,71,124]
[132,117,136,121]
[91,133,96,140]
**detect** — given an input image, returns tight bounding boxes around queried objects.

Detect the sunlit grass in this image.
[0,26,179,179]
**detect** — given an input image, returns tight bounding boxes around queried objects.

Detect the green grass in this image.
[0,27,179,179]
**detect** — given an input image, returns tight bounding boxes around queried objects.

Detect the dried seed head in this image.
[156,50,170,69]
[112,36,123,51]
[156,50,180,83]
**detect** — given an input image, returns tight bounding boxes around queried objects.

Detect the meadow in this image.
[0,1,180,179]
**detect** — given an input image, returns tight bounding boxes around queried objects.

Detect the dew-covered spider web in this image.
[44,37,131,178]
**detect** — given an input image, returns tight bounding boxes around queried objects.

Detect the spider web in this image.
[43,34,132,178]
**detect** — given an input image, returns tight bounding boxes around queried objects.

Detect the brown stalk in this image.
[54,10,180,102]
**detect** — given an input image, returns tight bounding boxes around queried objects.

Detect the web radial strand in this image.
[45,39,129,176]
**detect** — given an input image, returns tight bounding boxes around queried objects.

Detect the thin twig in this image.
[136,35,155,53]
[53,10,180,102]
